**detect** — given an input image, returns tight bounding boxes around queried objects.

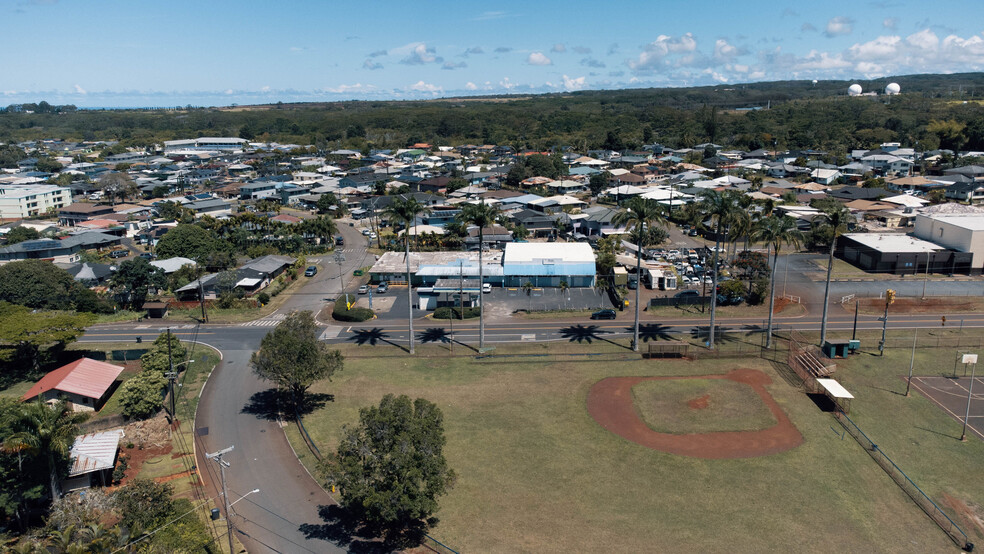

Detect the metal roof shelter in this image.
[817,378,854,413]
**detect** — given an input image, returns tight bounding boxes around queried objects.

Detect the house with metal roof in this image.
[22,358,125,411]
[62,429,124,492]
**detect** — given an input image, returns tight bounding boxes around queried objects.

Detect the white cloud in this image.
[906,28,939,51]
[324,83,376,94]
[794,50,851,70]
[825,16,854,38]
[562,75,586,91]
[363,59,383,70]
[73,84,86,94]
[527,52,552,65]
[499,77,516,89]
[408,80,442,94]
[883,17,898,30]
[465,82,478,90]
[443,61,467,70]
[465,46,484,55]
[472,11,506,21]
[399,43,441,65]
[628,33,698,71]
[224,89,234,95]
[713,39,739,62]
[551,44,566,53]
[261,85,271,92]
[847,35,901,60]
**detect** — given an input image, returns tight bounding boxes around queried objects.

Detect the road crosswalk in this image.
[239,313,287,327]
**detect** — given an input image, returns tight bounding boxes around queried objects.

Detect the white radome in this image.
[848,84,863,96]
[885,82,901,95]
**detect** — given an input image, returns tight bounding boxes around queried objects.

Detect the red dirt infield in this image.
[587,368,803,459]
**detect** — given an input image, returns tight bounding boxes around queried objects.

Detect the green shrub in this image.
[256,292,270,305]
[117,371,167,419]
[433,306,481,319]
[332,300,374,322]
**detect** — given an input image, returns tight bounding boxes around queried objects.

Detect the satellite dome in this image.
[885,82,901,95]
[848,84,863,96]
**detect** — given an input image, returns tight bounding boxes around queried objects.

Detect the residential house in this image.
[21,358,124,412]
[0,232,121,263]
[58,203,115,226]
[62,430,125,492]
[945,182,984,204]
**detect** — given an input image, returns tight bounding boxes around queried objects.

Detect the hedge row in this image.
[433,306,481,320]
[333,299,375,322]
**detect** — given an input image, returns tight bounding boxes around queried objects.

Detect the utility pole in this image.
[878,289,895,356]
[198,273,208,323]
[207,446,235,554]
[851,301,859,341]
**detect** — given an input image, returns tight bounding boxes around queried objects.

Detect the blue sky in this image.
[4,0,984,107]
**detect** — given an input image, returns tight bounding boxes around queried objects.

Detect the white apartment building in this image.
[0,185,72,219]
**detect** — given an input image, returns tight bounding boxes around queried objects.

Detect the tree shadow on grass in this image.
[241,388,333,420]
[299,504,432,553]
[348,328,401,349]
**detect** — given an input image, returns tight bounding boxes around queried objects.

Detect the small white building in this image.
[914,208,984,271]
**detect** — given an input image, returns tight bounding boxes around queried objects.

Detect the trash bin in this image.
[210,508,220,520]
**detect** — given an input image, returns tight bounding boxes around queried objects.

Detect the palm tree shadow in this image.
[348,327,400,349]
[418,327,450,344]
[690,325,739,345]
[637,323,676,342]
[559,324,630,350]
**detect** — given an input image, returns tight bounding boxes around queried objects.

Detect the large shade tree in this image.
[382,196,431,354]
[250,310,344,409]
[320,394,455,547]
[457,201,499,350]
[613,198,666,351]
[752,215,803,349]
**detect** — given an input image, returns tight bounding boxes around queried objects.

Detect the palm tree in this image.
[752,215,802,348]
[814,204,852,345]
[303,215,338,247]
[559,280,570,309]
[381,196,431,354]
[458,200,500,350]
[3,400,88,502]
[613,198,666,351]
[700,190,737,349]
[522,280,534,311]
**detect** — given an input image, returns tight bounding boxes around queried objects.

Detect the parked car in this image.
[689,228,699,236]
[376,282,389,293]
[361,229,371,236]
[335,236,344,246]
[674,290,700,299]
[627,279,638,290]
[358,285,369,294]
[139,252,155,260]
[304,266,318,277]
[590,309,617,320]
[482,282,492,293]
[109,250,128,259]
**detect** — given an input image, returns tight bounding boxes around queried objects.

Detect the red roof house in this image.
[22,358,125,412]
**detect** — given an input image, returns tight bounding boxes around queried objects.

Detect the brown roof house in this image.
[21,358,125,412]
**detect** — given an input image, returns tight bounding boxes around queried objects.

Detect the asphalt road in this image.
[77,227,984,552]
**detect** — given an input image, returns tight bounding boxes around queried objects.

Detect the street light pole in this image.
[905,329,917,397]
[207,446,235,554]
[960,361,977,442]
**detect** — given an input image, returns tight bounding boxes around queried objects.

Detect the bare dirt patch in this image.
[688,394,710,410]
[588,368,803,459]
[942,492,984,539]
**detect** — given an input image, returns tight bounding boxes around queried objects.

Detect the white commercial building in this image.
[914,211,984,271]
[0,185,72,219]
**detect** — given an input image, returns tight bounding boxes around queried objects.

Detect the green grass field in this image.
[286,340,984,552]
[631,378,777,434]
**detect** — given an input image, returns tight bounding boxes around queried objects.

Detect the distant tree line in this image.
[2,73,984,155]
